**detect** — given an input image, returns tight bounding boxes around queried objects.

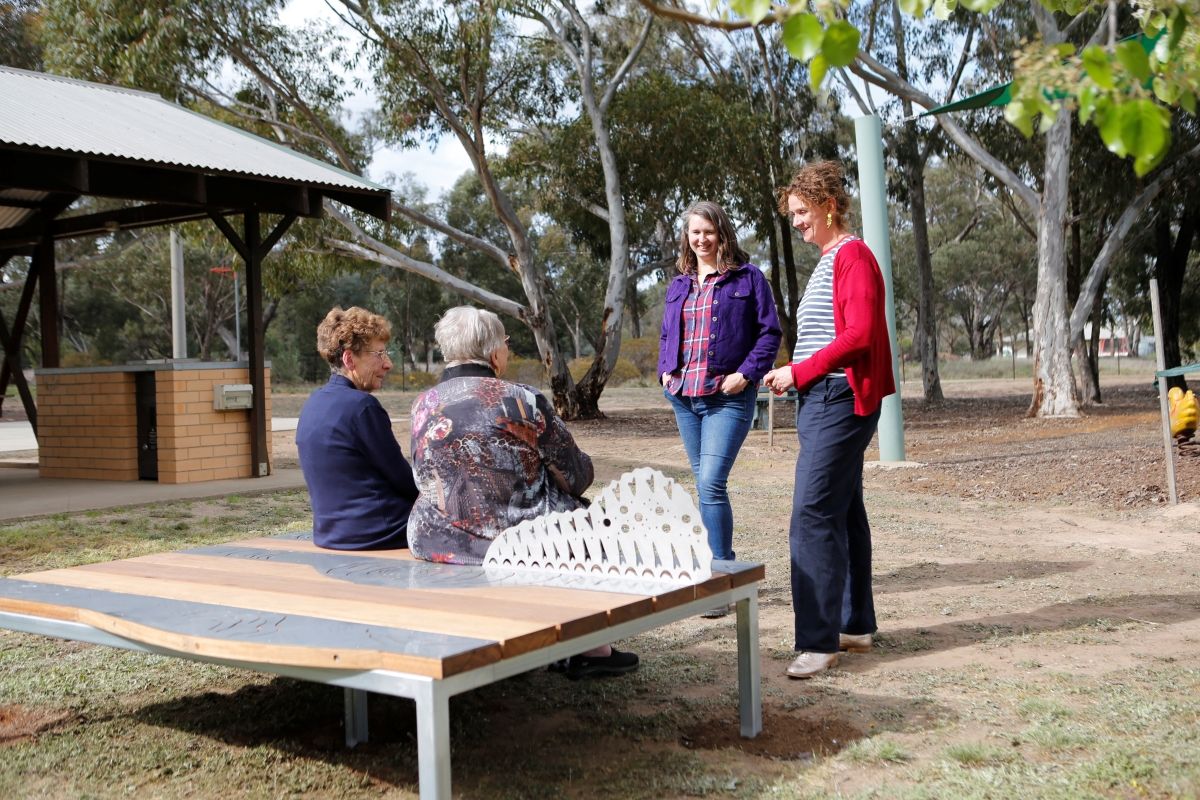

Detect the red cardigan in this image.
[790,239,896,416]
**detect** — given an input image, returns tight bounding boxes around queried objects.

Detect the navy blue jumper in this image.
[296,373,419,550]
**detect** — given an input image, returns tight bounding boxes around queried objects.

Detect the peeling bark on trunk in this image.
[1028,110,1080,418]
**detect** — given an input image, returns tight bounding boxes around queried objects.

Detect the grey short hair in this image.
[435,306,507,363]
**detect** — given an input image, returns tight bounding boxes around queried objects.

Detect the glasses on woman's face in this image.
[363,348,394,361]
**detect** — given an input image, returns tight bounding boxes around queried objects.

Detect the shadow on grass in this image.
[862,592,1200,662]
[129,652,955,798]
[874,559,1092,593]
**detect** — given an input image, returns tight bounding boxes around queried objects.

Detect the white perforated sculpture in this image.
[483,467,713,582]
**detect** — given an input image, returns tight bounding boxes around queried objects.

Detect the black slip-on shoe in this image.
[565,648,640,680]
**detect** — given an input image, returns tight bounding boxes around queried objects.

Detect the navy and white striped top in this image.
[792,236,857,373]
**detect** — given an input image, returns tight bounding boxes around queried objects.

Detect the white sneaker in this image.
[786,651,838,679]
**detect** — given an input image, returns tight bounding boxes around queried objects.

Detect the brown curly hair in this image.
[316,306,391,369]
[776,161,851,228]
[676,201,751,276]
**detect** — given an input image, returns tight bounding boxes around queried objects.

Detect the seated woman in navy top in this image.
[296,306,419,550]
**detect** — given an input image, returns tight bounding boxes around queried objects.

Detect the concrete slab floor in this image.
[0,466,308,523]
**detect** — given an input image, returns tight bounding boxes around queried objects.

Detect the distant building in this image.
[998,324,1144,359]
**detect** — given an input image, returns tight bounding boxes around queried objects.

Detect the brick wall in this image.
[155,367,273,484]
[36,366,272,484]
[37,371,139,480]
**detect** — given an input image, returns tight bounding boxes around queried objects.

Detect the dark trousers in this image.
[789,376,880,653]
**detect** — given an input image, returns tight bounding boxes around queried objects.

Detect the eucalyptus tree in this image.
[656,20,840,355]
[0,0,43,70]
[505,69,762,338]
[40,0,657,417]
[636,0,1200,418]
[840,0,984,402]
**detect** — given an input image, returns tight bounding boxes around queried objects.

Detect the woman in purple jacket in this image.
[658,201,782,581]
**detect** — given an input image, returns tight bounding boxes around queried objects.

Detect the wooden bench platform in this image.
[0,532,764,800]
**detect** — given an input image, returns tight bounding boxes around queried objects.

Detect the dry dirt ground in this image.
[3,376,1199,798]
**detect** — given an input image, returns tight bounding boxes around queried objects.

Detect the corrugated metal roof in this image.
[0,67,389,195]
[0,189,47,231]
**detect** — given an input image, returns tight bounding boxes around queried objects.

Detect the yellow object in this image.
[1168,387,1199,439]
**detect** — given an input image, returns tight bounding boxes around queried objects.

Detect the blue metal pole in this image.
[853,114,905,462]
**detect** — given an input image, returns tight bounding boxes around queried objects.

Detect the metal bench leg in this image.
[415,681,452,800]
[735,594,762,737]
[344,688,369,747]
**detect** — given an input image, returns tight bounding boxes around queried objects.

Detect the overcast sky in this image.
[280,0,473,199]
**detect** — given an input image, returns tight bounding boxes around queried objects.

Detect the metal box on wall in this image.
[213,383,253,410]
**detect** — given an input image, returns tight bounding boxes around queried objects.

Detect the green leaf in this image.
[1181,91,1197,115]
[1077,84,1097,124]
[809,53,829,92]
[1153,76,1180,104]
[1003,99,1034,138]
[730,0,773,24]
[898,0,930,17]
[821,20,860,68]
[1116,39,1152,83]
[932,0,956,20]
[1169,9,1187,53]
[959,0,1002,11]
[782,13,824,62]
[1134,140,1169,176]
[1081,46,1114,89]
[1121,100,1169,170]
[1097,105,1126,157]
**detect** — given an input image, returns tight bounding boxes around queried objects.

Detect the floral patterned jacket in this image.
[407,363,593,565]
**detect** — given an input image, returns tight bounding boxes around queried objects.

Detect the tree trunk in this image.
[903,123,943,402]
[1027,110,1080,418]
[1155,209,1196,391]
[1078,284,1103,405]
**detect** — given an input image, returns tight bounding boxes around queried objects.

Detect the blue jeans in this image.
[789,376,880,653]
[665,385,757,560]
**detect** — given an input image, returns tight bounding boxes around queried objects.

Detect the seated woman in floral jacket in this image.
[408,305,636,679]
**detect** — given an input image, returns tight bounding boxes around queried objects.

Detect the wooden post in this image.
[35,234,59,368]
[1150,279,1178,505]
[767,390,774,448]
[244,212,269,477]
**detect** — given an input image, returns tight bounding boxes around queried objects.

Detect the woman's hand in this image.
[720,372,749,394]
[661,372,672,386]
[763,366,795,394]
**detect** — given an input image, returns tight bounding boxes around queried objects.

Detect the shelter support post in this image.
[34,234,58,368]
[244,212,268,477]
[170,230,187,359]
[854,115,905,462]
[211,211,297,477]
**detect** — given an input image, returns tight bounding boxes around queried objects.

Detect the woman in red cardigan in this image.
[764,161,895,679]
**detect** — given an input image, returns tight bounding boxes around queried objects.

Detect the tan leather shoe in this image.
[839,632,873,653]
[786,651,839,679]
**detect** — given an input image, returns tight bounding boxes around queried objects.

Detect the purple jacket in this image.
[657,264,782,383]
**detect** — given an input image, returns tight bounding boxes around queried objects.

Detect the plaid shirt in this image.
[666,272,725,396]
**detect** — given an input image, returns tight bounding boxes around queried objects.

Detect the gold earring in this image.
[826,211,833,227]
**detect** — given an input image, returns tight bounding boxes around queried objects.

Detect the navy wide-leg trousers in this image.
[789,376,880,654]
